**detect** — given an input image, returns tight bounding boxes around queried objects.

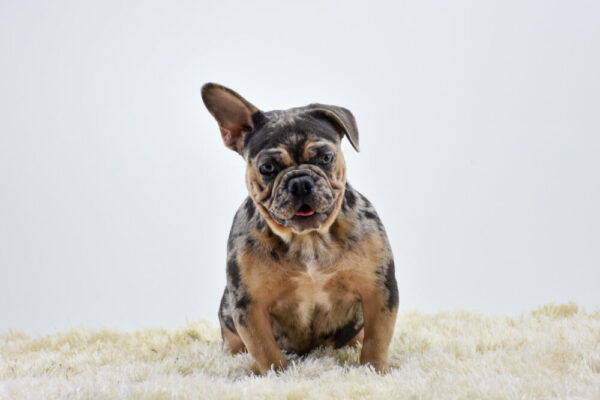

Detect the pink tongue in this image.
[296,205,315,216]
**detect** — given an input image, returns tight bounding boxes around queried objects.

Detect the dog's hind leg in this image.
[220,322,247,353]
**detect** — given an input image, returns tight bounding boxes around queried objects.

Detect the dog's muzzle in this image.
[266,167,335,232]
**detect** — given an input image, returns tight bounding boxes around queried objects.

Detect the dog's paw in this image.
[251,358,288,375]
[360,358,390,374]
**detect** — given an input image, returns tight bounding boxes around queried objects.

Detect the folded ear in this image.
[307,104,360,152]
[201,83,260,153]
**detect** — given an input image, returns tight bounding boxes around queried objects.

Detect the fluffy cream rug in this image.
[1,303,599,399]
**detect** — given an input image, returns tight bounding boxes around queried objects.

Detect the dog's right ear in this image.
[201,83,260,153]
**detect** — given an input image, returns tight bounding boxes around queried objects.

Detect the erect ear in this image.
[201,83,260,153]
[307,104,360,152]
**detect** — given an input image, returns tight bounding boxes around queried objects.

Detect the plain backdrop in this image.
[1,0,599,335]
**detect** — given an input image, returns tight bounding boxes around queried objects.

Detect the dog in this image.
[201,83,398,374]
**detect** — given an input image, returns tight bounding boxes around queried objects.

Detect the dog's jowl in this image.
[202,83,398,374]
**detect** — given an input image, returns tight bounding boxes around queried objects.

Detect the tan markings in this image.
[254,201,293,242]
[246,148,295,205]
[301,139,336,162]
[230,230,393,372]
[275,147,294,166]
[234,304,288,374]
[330,214,354,243]
[236,249,292,373]
[238,247,289,295]
[251,147,295,167]
[322,235,395,374]
[332,150,346,183]
[221,322,246,353]
[359,289,397,373]
[245,165,269,202]
[290,267,333,326]
[316,181,346,234]
[326,233,394,374]
[252,227,286,253]
[285,230,332,264]
[314,150,346,234]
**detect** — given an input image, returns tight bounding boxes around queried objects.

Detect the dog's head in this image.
[201,83,359,235]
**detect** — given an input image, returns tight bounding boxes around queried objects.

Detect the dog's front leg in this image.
[234,302,287,375]
[358,278,398,373]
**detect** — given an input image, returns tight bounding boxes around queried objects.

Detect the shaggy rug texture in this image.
[1,304,599,399]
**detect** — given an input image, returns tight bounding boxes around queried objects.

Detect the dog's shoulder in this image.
[340,183,387,237]
[227,196,264,255]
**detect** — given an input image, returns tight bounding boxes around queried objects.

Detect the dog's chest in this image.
[289,261,334,326]
[268,235,362,348]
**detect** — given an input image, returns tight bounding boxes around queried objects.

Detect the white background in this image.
[1,1,599,335]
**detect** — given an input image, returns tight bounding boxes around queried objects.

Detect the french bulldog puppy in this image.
[201,83,398,374]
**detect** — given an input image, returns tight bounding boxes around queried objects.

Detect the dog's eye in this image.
[259,162,277,175]
[319,153,334,165]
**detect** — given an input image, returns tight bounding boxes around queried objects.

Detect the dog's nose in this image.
[287,175,314,198]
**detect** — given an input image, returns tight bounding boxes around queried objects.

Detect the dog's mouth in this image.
[288,204,328,232]
[268,203,334,233]
[295,204,315,217]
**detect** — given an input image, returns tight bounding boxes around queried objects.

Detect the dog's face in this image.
[201,83,359,234]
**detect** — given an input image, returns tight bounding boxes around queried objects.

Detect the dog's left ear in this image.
[307,104,360,152]
[201,83,260,153]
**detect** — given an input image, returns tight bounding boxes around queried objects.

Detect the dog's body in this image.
[202,83,398,374]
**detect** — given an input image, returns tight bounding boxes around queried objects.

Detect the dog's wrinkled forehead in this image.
[245,107,340,160]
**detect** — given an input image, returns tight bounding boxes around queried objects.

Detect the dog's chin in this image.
[285,212,329,233]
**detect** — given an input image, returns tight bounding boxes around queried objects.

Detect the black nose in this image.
[287,175,314,197]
